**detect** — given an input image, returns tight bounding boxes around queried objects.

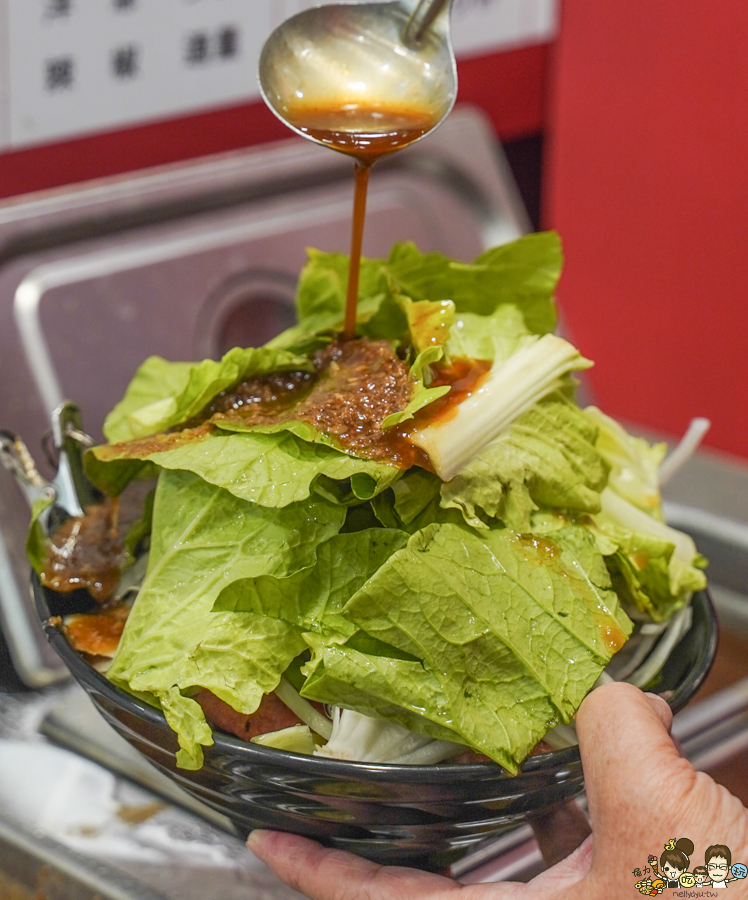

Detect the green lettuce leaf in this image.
[301,639,467,746]
[381,346,451,430]
[585,406,667,517]
[444,305,531,364]
[440,395,608,531]
[103,347,312,444]
[289,249,399,339]
[107,468,345,768]
[591,488,707,621]
[303,521,631,772]
[26,491,55,575]
[285,233,561,349]
[385,232,561,333]
[399,298,454,353]
[370,467,465,534]
[214,528,408,636]
[87,427,401,507]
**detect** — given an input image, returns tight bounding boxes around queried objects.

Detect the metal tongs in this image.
[0,400,99,534]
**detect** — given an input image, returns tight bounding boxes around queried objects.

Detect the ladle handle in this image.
[402,0,452,47]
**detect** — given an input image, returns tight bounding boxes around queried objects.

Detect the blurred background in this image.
[1,1,748,896]
[0,0,746,462]
[0,0,748,457]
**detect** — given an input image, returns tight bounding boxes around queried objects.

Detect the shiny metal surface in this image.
[0,107,529,686]
[258,0,456,151]
[0,808,167,900]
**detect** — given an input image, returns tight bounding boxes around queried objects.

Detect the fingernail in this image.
[247,829,267,858]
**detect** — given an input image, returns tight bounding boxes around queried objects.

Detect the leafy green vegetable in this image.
[251,724,316,755]
[444,304,530,364]
[399,298,454,353]
[103,347,312,444]
[441,394,608,531]
[384,234,561,333]
[593,488,706,621]
[107,469,345,768]
[585,406,667,517]
[214,528,408,636]
[283,233,562,348]
[316,707,461,764]
[87,428,401,507]
[304,521,631,773]
[292,249,394,337]
[74,230,707,773]
[26,491,55,574]
[381,346,451,430]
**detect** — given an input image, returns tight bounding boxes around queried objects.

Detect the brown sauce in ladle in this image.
[286,102,441,339]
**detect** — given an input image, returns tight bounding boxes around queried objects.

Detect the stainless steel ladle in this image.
[258,0,456,150]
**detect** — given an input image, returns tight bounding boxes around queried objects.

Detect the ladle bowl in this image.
[258,0,457,156]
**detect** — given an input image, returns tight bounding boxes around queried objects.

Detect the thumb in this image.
[575,682,687,853]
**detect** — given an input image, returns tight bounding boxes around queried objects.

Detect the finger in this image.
[247,830,460,900]
[529,800,591,867]
[576,682,689,847]
[525,833,594,894]
[643,691,673,733]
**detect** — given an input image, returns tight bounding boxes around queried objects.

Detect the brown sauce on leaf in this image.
[102,423,214,457]
[214,338,418,465]
[190,372,316,425]
[64,601,131,658]
[415,358,492,426]
[41,499,125,602]
[191,347,493,471]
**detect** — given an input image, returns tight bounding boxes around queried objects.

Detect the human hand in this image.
[247,682,748,899]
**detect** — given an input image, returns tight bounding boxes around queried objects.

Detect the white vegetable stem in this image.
[274,677,333,740]
[410,334,592,481]
[600,487,698,566]
[659,417,711,484]
[315,708,463,764]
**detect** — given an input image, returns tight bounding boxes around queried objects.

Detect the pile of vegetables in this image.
[37,232,707,772]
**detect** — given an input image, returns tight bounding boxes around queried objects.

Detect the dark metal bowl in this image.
[33,576,717,871]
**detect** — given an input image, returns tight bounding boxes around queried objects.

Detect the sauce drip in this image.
[286,103,440,340]
[64,602,130,658]
[204,346,493,471]
[41,499,125,602]
[344,162,371,340]
[214,338,417,466]
[419,358,492,425]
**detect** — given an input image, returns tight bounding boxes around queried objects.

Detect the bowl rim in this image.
[33,575,718,783]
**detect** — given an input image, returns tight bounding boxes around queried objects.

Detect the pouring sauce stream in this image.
[286,102,441,339]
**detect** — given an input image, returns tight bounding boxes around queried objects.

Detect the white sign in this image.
[0,0,557,150]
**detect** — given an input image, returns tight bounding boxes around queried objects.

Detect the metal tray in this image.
[0,809,167,900]
[0,106,529,686]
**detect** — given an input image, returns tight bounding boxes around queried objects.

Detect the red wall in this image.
[545,0,748,460]
[0,43,548,202]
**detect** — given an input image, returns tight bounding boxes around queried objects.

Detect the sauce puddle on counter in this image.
[285,102,441,339]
